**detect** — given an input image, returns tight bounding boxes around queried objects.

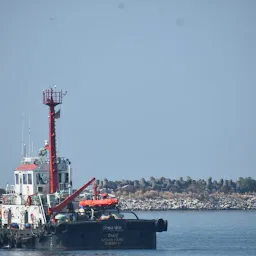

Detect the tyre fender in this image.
[49,224,56,235]
[57,222,69,234]
[155,218,165,232]
[163,220,168,231]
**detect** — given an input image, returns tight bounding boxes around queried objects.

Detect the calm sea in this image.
[1,210,256,256]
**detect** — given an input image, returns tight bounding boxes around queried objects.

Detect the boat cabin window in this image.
[28,174,32,185]
[36,173,46,184]
[59,173,62,183]
[23,174,28,184]
[38,186,43,192]
[15,174,19,184]
[65,173,69,183]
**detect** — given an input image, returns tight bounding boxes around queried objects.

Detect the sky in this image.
[0,0,256,188]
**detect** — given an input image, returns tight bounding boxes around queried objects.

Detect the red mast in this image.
[43,87,67,194]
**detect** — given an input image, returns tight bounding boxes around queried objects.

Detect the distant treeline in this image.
[96,177,256,194]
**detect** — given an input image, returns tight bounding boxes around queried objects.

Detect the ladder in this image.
[38,195,47,224]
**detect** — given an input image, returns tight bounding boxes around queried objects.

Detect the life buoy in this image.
[26,196,32,206]
[30,213,35,223]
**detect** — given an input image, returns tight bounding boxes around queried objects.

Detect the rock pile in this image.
[118,194,256,211]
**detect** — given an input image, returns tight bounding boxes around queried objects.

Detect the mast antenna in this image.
[28,112,31,157]
[21,112,25,160]
[43,86,67,194]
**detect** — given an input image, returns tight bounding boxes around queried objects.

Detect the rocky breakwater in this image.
[118,193,256,211]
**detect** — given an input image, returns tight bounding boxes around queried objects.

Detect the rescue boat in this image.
[79,198,118,208]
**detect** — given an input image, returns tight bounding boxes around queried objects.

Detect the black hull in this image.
[0,219,167,250]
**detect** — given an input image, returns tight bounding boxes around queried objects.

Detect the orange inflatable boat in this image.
[79,198,118,208]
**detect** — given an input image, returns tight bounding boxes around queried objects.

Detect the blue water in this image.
[1,211,256,255]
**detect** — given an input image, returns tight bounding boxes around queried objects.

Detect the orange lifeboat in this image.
[79,198,118,208]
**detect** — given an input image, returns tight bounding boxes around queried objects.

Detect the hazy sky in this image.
[0,0,255,187]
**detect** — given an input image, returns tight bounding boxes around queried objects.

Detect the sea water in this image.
[1,210,256,256]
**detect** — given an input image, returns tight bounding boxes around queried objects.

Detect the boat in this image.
[0,87,168,250]
[79,197,118,208]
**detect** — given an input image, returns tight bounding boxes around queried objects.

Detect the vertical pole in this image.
[21,112,24,161]
[43,88,66,194]
[28,112,31,157]
[49,104,58,193]
[93,183,98,200]
[68,165,71,196]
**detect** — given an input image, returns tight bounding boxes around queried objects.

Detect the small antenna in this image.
[24,144,27,158]
[21,112,25,160]
[28,112,31,157]
[32,141,34,156]
[56,105,62,156]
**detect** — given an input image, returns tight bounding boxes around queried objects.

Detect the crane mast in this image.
[43,87,67,194]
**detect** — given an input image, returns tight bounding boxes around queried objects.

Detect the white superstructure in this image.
[1,143,72,229]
